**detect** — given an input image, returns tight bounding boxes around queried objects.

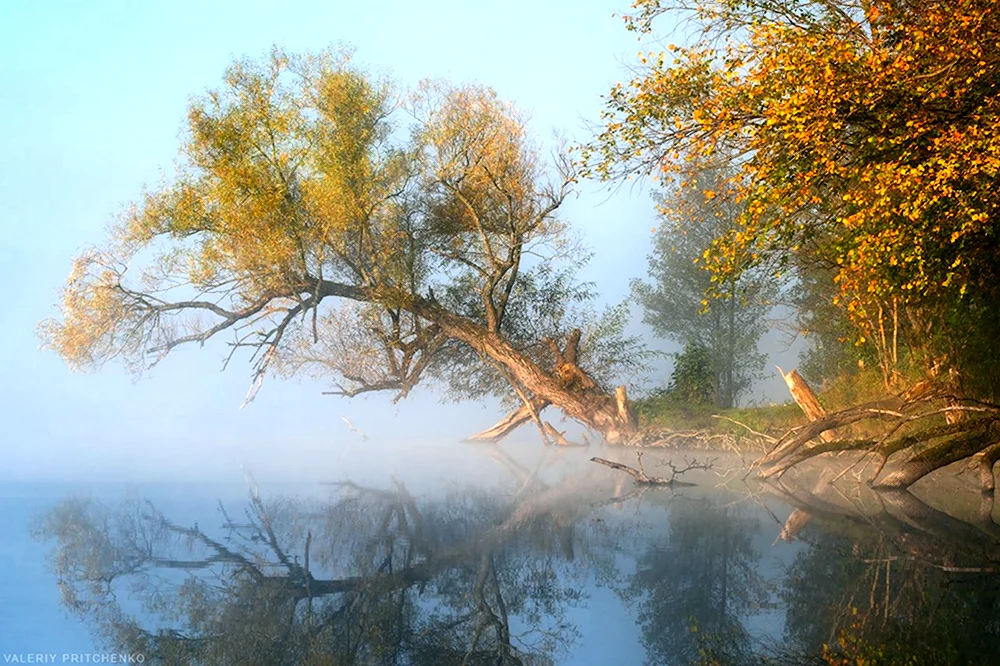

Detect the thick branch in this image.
[466,399,551,443]
[875,421,1000,489]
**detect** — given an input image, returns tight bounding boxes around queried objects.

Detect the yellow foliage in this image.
[40,46,568,384]
[586,0,1000,339]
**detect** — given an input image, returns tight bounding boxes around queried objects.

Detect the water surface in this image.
[6,446,1000,665]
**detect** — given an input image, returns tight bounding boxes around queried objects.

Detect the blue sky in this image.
[0,1,800,483]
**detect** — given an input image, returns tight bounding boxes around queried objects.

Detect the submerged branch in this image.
[590,452,712,486]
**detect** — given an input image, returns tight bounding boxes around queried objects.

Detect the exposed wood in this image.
[777,366,835,442]
[415,302,630,445]
[466,399,550,442]
[615,385,636,428]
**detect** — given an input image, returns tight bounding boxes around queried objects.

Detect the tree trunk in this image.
[415,300,638,444]
[756,370,1000,491]
[777,367,835,442]
[874,422,999,489]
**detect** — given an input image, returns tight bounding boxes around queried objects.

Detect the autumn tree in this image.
[634,165,770,408]
[39,48,653,445]
[582,1,1000,486]
[584,0,1000,398]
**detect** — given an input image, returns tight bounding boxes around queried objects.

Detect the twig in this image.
[591,453,713,486]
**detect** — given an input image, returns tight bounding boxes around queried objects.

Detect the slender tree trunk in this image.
[725,293,736,408]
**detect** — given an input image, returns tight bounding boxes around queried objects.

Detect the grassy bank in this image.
[632,369,902,448]
[634,397,805,437]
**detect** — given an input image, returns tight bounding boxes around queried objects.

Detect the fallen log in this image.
[874,420,999,489]
[753,372,1000,491]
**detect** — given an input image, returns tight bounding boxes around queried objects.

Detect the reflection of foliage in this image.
[32,478,597,666]
[32,463,1000,665]
[780,496,1000,666]
[620,498,768,665]
[783,535,1000,665]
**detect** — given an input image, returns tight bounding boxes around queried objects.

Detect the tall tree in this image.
[633,166,770,407]
[584,0,1000,398]
[38,48,653,444]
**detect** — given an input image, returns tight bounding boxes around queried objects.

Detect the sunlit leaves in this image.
[41,46,634,413]
[588,0,1000,379]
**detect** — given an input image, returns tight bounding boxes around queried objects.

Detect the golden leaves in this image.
[590,0,1000,332]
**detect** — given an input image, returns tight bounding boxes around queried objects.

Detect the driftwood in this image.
[753,371,1000,492]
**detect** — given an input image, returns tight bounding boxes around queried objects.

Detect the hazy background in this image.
[0,0,803,484]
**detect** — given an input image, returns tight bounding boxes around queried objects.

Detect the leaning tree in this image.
[39,48,653,445]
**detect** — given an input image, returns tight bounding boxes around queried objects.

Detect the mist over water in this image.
[7,443,1000,664]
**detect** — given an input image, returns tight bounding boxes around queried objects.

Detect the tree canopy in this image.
[585,0,1000,396]
[39,47,652,443]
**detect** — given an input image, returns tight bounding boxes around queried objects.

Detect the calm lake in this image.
[3,445,1000,665]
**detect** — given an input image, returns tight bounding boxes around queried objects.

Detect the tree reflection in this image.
[775,483,1000,666]
[31,458,1000,666]
[614,497,768,665]
[32,473,596,666]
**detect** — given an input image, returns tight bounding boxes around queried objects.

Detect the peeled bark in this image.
[616,386,636,429]
[777,366,834,442]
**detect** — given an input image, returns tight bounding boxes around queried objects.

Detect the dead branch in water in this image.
[590,452,713,486]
